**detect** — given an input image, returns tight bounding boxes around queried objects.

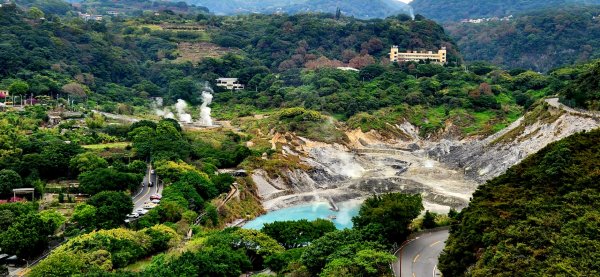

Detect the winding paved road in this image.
[394,229,449,277]
[131,165,161,212]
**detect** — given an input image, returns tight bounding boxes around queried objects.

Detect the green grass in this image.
[496,93,513,105]
[462,110,495,135]
[426,106,447,126]
[507,109,523,122]
[82,142,130,149]
[124,259,152,272]
[138,24,163,31]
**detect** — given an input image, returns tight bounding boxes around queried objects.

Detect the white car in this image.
[151,169,155,175]
[151,199,160,204]
[136,208,149,215]
[127,212,140,218]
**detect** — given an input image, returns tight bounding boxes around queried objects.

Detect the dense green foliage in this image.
[352,193,423,244]
[261,219,336,249]
[132,193,418,276]
[0,202,63,258]
[439,129,600,276]
[15,0,71,15]
[79,168,142,195]
[300,229,392,276]
[142,228,285,276]
[30,225,180,276]
[0,5,455,108]
[0,169,23,197]
[87,191,134,229]
[0,210,61,258]
[128,119,191,160]
[561,60,600,110]
[76,0,209,17]
[410,0,600,22]
[446,6,600,72]
[191,0,411,19]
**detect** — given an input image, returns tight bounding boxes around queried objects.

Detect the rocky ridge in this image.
[249,98,600,213]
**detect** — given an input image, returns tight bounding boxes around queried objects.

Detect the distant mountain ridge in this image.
[410,0,600,22]
[189,0,412,19]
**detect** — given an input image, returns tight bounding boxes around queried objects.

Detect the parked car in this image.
[151,199,160,204]
[127,213,139,218]
[136,208,148,215]
[150,194,162,200]
[143,202,157,209]
[4,255,26,266]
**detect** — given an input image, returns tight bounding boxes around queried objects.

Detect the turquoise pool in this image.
[243,199,363,230]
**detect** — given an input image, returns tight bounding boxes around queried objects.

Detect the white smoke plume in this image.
[156,108,175,119]
[200,83,214,126]
[175,99,192,123]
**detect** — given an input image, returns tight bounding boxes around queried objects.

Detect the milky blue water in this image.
[243,199,363,230]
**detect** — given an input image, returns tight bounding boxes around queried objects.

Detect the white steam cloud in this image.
[310,148,365,179]
[175,99,192,123]
[200,82,214,126]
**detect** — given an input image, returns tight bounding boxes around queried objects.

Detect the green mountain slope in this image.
[439,128,600,276]
[445,6,600,72]
[189,0,411,19]
[0,4,455,108]
[410,0,600,22]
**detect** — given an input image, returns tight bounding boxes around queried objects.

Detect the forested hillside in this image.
[445,6,600,72]
[0,4,457,112]
[189,0,411,19]
[439,129,600,276]
[410,0,600,22]
[76,0,209,16]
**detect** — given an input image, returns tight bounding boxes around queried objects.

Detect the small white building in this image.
[216,78,244,90]
[78,12,103,21]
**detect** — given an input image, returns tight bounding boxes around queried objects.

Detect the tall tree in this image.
[352,193,423,244]
[87,191,133,229]
[0,169,22,197]
[0,213,54,258]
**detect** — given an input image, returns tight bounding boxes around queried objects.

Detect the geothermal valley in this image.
[251,99,600,214]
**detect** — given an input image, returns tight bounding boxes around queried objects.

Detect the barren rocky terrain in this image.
[251,99,600,213]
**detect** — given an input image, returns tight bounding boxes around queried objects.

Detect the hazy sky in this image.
[398,0,412,3]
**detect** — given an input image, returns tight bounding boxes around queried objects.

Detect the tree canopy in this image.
[87,191,133,229]
[352,193,423,244]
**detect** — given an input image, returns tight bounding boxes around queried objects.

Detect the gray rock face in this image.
[252,99,600,213]
[430,99,600,183]
[256,144,476,213]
